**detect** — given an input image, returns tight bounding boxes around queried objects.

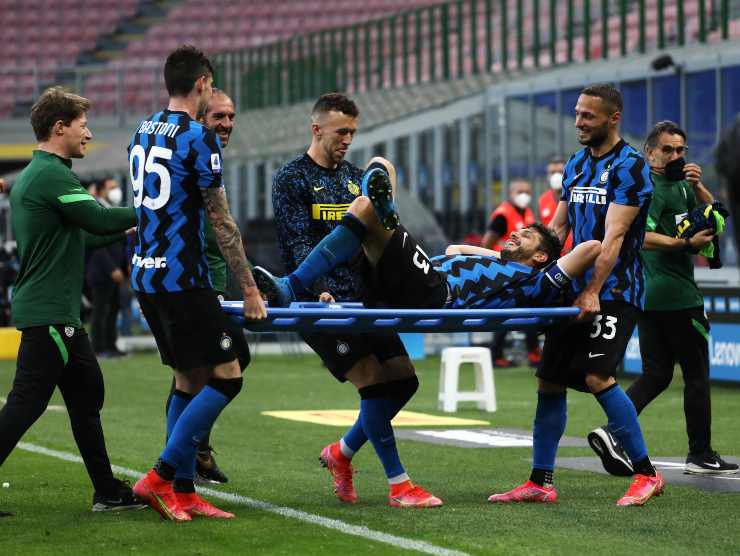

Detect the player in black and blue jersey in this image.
[257,160,602,312]
[270,94,444,508]
[490,83,664,507]
[129,45,266,522]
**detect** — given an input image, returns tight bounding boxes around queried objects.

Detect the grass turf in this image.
[0,351,739,555]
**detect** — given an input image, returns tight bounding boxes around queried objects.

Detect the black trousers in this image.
[627,306,712,455]
[90,282,119,354]
[0,325,116,494]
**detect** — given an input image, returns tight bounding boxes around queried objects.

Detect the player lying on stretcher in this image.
[255,158,601,311]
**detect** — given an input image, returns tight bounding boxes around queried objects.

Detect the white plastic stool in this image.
[438,347,496,413]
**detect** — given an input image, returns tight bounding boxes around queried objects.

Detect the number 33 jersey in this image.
[127,109,224,293]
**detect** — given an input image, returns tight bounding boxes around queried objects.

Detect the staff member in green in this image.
[589,121,738,475]
[0,87,145,514]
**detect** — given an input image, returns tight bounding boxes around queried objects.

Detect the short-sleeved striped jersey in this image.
[273,153,364,301]
[431,255,564,309]
[562,139,653,307]
[127,110,224,293]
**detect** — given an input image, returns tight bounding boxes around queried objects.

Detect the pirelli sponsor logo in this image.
[312,203,351,221]
[570,186,607,205]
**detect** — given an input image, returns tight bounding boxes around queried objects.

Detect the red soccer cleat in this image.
[319,442,357,504]
[389,481,443,508]
[133,469,191,522]
[527,347,542,366]
[175,492,235,519]
[616,473,665,506]
[488,480,558,503]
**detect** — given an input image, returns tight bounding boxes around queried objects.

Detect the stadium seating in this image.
[1,0,739,117]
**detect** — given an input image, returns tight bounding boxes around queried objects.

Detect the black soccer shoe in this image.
[361,167,399,231]
[253,266,294,308]
[195,447,229,484]
[92,478,147,512]
[685,451,739,475]
[587,426,634,477]
[0,511,13,518]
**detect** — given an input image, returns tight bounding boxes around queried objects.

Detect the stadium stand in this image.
[3,0,739,118]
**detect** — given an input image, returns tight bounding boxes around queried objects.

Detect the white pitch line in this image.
[17,442,469,556]
[0,397,65,412]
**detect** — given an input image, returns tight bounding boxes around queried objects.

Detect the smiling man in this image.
[0,87,142,515]
[489,83,663,507]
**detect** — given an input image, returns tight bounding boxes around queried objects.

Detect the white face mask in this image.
[107,187,123,206]
[513,192,532,209]
[549,172,563,190]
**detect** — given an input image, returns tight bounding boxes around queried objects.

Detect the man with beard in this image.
[588,120,737,475]
[489,83,664,507]
[257,160,601,312]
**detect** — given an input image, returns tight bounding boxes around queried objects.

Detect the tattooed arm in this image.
[201,187,266,319]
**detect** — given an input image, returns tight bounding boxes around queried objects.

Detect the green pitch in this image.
[0,352,738,555]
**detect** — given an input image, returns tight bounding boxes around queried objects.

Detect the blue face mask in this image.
[664,157,686,182]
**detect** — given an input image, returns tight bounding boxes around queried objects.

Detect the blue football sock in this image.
[596,384,648,463]
[360,398,405,479]
[343,381,412,457]
[161,386,229,479]
[532,391,567,472]
[166,390,192,440]
[289,214,365,294]
[342,416,367,455]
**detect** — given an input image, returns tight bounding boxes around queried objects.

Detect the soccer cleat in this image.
[487,480,558,503]
[0,511,13,518]
[319,442,357,504]
[92,478,147,512]
[195,447,229,484]
[527,347,542,366]
[685,451,739,475]
[493,357,517,369]
[175,492,235,519]
[133,469,191,522]
[253,266,295,308]
[361,167,399,231]
[617,473,664,506]
[587,426,634,477]
[389,482,443,508]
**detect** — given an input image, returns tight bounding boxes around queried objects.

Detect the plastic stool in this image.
[438,347,496,413]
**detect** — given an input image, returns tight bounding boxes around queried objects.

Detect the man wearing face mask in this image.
[538,159,573,252]
[86,177,128,358]
[482,179,540,367]
[589,121,738,475]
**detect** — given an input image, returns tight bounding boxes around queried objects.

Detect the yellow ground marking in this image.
[262,409,489,427]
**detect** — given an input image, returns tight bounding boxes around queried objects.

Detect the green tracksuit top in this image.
[10,150,137,329]
[642,171,703,311]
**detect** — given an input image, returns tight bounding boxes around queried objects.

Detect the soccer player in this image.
[256,160,602,312]
[162,88,249,485]
[588,121,738,475]
[481,179,540,368]
[129,46,266,522]
[0,87,143,513]
[489,83,664,507]
[271,93,442,508]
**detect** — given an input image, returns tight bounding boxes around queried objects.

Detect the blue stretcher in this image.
[220,301,579,333]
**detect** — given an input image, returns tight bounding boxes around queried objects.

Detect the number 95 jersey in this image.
[128,109,224,293]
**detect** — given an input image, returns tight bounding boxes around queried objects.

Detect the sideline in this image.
[16,442,470,556]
